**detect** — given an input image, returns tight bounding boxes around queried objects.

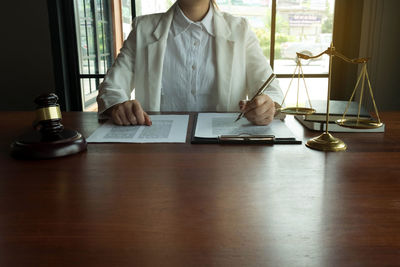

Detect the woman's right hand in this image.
[109,100,152,126]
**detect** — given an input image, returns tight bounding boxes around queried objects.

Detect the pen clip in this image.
[218,134,275,144]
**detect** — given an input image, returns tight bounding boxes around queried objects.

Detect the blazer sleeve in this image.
[244,20,283,105]
[96,18,138,119]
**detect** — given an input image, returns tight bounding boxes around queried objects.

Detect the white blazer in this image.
[97,3,283,117]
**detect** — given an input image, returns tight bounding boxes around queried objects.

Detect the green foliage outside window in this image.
[254,29,295,59]
[253,13,296,59]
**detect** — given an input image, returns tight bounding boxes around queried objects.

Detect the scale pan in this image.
[279,107,316,115]
[336,118,383,129]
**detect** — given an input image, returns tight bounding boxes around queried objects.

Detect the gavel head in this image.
[34,93,64,139]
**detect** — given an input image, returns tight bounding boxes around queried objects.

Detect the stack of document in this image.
[294,100,385,133]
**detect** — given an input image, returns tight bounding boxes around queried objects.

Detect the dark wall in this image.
[371,1,400,111]
[310,0,400,111]
[0,0,55,111]
[331,0,364,101]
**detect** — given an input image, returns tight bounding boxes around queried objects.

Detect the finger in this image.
[117,106,130,126]
[238,100,248,111]
[245,100,275,125]
[127,114,137,125]
[263,101,275,117]
[132,101,146,125]
[245,95,268,112]
[125,102,137,125]
[111,108,123,125]
[251,97,275,115]
[144,112,152,126]
[255,102,275,124]
[244,102,269,121]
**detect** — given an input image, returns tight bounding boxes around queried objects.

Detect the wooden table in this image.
[1,111,399,266]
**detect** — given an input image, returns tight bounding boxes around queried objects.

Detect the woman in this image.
[97,0,283,126]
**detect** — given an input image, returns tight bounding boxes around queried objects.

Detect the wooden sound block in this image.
[11,128,87,159]
[11,93,87,159]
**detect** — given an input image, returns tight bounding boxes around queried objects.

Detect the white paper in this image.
[195,113,296,139]
[87,115,189,143]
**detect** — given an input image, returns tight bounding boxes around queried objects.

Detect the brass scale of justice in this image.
[278,43,383,151]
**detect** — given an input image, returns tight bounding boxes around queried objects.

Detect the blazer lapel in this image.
[146,4,176,111]
[214,10,235,111]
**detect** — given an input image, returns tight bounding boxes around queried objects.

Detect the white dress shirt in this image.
[160,4,217,111]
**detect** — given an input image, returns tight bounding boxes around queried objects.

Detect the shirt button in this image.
[191,89,196,95]
[194,41,199,46]
[192,65,196,70]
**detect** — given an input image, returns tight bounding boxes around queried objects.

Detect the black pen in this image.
[235,73,277,122]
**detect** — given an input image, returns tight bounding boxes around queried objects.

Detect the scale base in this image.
[306,132,347,152]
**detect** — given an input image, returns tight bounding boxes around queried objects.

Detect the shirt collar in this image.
[173,3,215,37]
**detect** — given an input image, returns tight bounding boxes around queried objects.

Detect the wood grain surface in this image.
[0,111,399,267]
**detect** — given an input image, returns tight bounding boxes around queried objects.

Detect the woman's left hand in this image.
[239,95,275,126]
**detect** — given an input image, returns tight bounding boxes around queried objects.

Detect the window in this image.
[74,0,115,111]
[274,0,334,105]
[74,0,134,111]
